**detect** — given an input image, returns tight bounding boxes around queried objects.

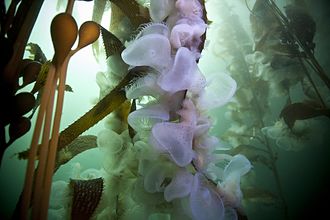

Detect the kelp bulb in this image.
[18,59,34,77]
[51,13,78,66]
[77,21,100,50]
[13,92,36,116]
[21,61,41,87]
[9,117,31,143]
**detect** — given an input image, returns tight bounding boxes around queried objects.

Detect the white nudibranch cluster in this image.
[49,1,251,220]
[119,0,251,219]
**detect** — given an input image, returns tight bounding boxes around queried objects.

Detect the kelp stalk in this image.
[39,57,70,220]
[297,57,326,107]
[30,66,57,219]
[37,13,100,220]
[20,64,57,220]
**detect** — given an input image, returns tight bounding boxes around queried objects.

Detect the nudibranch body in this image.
[118,0,251,220]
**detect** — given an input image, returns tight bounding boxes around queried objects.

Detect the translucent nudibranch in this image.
[94,0,251,219]
[111,0,251,220]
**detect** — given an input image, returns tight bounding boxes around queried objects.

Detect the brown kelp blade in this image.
[17,135,98,172]
[55,135,97,172]
[100,26,125,59]
[280,102,330,129]
[70,177,104,220]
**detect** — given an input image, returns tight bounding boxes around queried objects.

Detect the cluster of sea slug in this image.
[102,0,251,219]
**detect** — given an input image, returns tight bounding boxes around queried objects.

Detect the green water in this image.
[1,0,330,219]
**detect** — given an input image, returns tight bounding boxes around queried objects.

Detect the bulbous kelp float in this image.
[0,0,44,162]
[4,0,253,219]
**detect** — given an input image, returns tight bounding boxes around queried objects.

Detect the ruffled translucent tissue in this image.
[170,23,194,49]
[121,34,171,72]
[128,104,170,131]
[223,154,251,180]
[97,129,123,154]
[49,181,71,210]
[176,98,198,127]
[221,154,252,207]
[134,141,159,161]
[190,173,225,220]
[135,22,170,39]
[175,0,203,18]
[164,169,193,201]
[193,115,212,137]
[157,47,206,93]
[143,161,173,193]
[149,0,175,22]
[150,122,195,167]
[170,18,207,50]
[197,72,237,110]
[125,73,164,99]
[177,17,208,38]
[194,135,219,149]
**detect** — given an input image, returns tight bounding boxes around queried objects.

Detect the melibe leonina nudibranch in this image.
[94,0,252,219]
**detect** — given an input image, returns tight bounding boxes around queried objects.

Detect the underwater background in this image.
[0,0,330,219]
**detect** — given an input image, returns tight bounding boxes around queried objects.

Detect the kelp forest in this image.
[0,0,329,220]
